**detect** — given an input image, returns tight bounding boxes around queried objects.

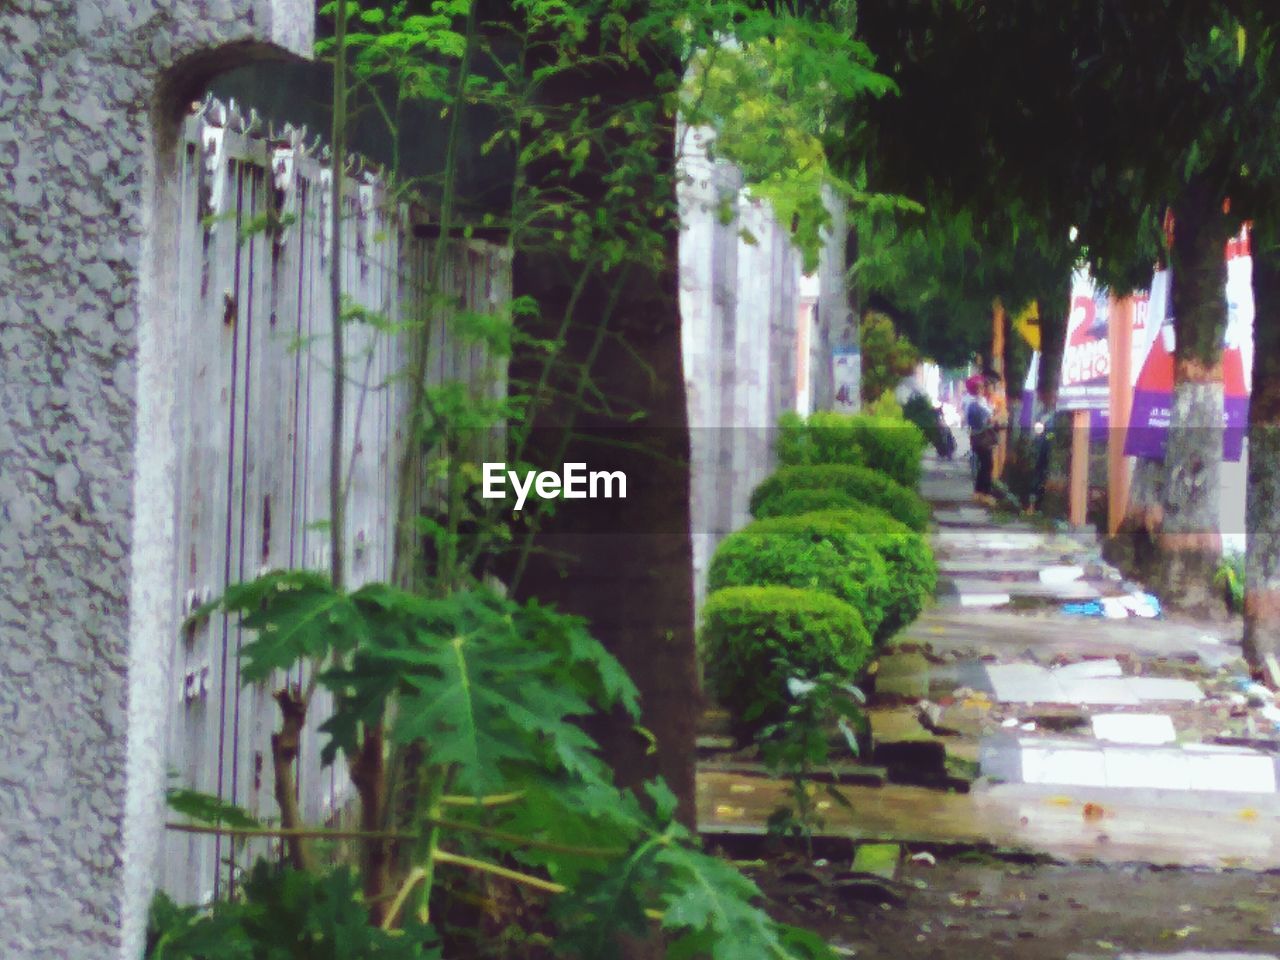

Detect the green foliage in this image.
[858,312,921,401]
[747,508,936,641]
[700,585,872,733]
[864,390,904,419]
[167,4,879,956]
[1216,550,1245,614]
[775,410,861,470]
[853,205,1077,370]
[776,411,927,489]
[708,517,890,639]
[682,8,899,272]
[752,488,871,520]
[806,509,937,638]
[750,464,931,531]
[217,575,637,788]
[758,674,865,852]
[902,393,943,451]
[165,789,261,830]
[147,864,441,960]
[652,841,834,960]
[551,781,835,959]
[189,571,834,959]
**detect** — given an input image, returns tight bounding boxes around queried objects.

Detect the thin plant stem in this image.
[381,867,427,930]
[391,0,479,590]
[165,820,624,858]
[509,264,632,593]
[433,850,565,895]
[329,0,349,592]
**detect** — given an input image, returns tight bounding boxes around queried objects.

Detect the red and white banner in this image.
[1124,225,1252,461]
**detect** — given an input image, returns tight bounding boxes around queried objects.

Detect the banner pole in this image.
[1107,296,1134,535]
[1070,410,1090,528]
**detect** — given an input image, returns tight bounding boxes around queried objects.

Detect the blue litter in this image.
[1060,592,1161,619]
[1061,601,1104,617]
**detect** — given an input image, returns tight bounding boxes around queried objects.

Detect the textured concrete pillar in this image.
[678,131,806,605]
[813,186,853,412]
[0,3,310,956]
[678,125,743,609]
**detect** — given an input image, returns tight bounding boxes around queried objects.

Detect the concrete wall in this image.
[678,126,849,608]
[0,3,310,957]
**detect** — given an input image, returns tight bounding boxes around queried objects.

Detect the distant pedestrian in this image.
[1027,417,1052,513]
[965,376,997,506]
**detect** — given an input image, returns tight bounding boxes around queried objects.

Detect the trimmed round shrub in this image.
[752,487,868,520]
[708,518,891,638]
[700,585,872,731]
[807,508,937,638]
[747,506,937,640]
[776,412,927,489]
[750,464,931,531]
[775,410,866,470]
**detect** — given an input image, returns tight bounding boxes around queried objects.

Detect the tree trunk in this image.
[1106,456,1166,580]
[508,31,698,830]
[1036,273,1071,411]
[1155,182,1231,611]
[1244,213,1280,675]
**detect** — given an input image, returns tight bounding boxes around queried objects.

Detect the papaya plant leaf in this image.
[655,844,838,960]
[219,571,368,681]
[165,788,262,829]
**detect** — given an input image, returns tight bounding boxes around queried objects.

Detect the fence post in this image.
[1070,409,1090,527]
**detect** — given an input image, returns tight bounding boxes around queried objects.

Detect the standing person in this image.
[965,376,997,506]
[1026,418,1053,514]
[961,375,980,479]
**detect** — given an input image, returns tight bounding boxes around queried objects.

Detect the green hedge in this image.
[776,411,927,489]
[700,585,872,731]
[902,394,943,453]
[747,507,937,640]
[807,508,936,637]
[708,518,890,639]
[751,487,869,520]
[750,464,931,531]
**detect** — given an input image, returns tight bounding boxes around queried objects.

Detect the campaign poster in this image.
[833,347,861,412]
[1125,228,1252,461]
[1058,268,1112,414]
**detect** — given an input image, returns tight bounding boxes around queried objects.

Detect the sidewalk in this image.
[697,452,1280,957]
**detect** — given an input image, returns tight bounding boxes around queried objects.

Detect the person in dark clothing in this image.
[934,405,957,458]
[1028,417,1052,513]
[964,375,996,505]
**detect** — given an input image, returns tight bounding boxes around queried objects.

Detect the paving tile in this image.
[951,577,1101,600]
[1101,745,1191,790]
[1183,743,1277,793]
[1091,713,1178,745]
[1055,677,1143,706]
[958,592,1011,607]
[985,663,1059,702]
[1021,740,1110,788]
[1054,659,1124,681]
[977,736,1024,784]
[1040,564,1085,583]
[1124,677,1205,703]
[983,663,1204,706]
[980,736,1279,794]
